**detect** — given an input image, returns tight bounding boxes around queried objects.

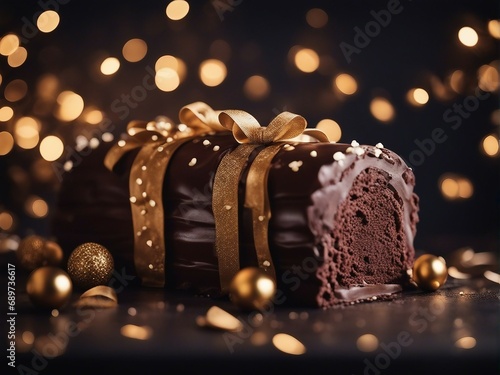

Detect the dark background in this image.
[0,0,499,255]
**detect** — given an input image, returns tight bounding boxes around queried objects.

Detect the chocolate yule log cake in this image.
[52,102,419,308]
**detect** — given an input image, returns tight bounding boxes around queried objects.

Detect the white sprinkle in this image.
[263,260,271,267]
[224,205,232,210]
[284,145,295,151]
[375,142,384,149]
[151,135,159,141]
[310,150,317,157]
[149,200,156,207]
[136,178,143,185]
[351,140,360,147]
[118,140,126,147]
[142,226,147,231]
[374,149,382,158]
[213,145,220,151]
[142,192,147,198]
[148,264,154,269]
[288,160,303,172]
[136,231,142,237]
[89,138,99,149]
[203,140,211,146]
[258,215,265,222]
[178,124,188,132]
[140,209,147,215]
[146,240,153,247]
[102,132,114,142]
[188,158,197,167]
[333,151,345,161]
[345,147,353,153]
[354,147,365,156]
[141,165,147,171]
[129,196,137,203]
[157,146,164,152]
[167,137,173,143]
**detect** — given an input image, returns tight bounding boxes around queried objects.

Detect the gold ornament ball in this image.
[412,254,448,292]
[229,267,276,311]
[26,266,73,309]
[67,242,114,290]
[16,236,64,271]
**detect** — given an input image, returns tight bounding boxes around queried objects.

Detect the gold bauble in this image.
[26,266,73,309]
[67,242,114,290]
[16,235,64,270]
[229,267,276,311]
[412,254,448,291]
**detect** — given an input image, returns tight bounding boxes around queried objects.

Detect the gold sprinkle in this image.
[345,147,353,153]
[375,142,384,149]
[459,291,464,295]
[157,146,164,152]
[141,165,147,171]
[272,333,306,355]
[288,160,303,172]
[258,215,265,221]
[149,200,156,207]
[263,260,271,267]
[118,140,126,147]
[188,158,197,166]
[333,152,345,161]
[146,240,153,247]
[136,178,143,185]
[213,145,220,151]
[151,135,159,141]
[129,196,137,203]
[310,150,317,157]
[224,205,232,211]
[203,139,211,146]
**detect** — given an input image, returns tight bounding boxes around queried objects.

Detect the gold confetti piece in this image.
[356,334,379,352]
[272,333,306,355]
[447,266,471,279]
[120,324,153,341]
[484,270,500,284]
[455,336,476,349]
[203,306,243,332]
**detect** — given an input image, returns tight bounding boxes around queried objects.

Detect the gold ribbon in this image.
[73,285,118,309]
[213,110,329,293]
[104,102,228,288]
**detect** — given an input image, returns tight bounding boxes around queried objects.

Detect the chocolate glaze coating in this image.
[52,133,419,307]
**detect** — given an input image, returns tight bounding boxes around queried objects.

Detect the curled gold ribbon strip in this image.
[214,110,329,293]
[73,285,118,309]
[104,102,228,288]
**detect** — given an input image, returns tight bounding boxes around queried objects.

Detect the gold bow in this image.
[212,110,329,294]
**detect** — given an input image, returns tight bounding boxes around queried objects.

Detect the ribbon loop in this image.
[179,101,227,133]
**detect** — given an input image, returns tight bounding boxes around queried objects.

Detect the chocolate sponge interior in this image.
[316,167,412,307]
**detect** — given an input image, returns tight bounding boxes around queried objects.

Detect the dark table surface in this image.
[2,250,499,375]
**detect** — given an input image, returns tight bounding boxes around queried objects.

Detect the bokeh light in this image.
[122,38,148,62]
[155,55,187,82]
[458,26,478,47]
[440,174,474,200]
[370,97,395,123]
[40,135,64,161]
[25,196,49,218]
[487,20,500,39]
[0,131,14,155]
[0,34,20,56]
[37,10,60,33]
[306,8,328,28]
[272,333,306,355]
[7,46,27,68]
[0,211,14,231]
[83,108,104,125]
[209,39,231,62]
[155,68,180,92]
[334,73,358,95]
[243,75,270,100]
[477,64,499,92]
[356,334,379,352]
[481,134,499,157]
[293,48,320,73]
[55,91,85,121]
[100,57,121,75]
[449,70,464,93]
[166,0,190,21]
[407,88,429,106]
[199,59,227,87]
[14,117,41,150]
[4,79,28,102]
[0,106,14,122]
[315,119,342,142]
